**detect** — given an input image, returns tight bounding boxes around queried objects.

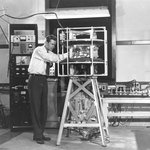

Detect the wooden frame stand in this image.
[56,77,109,146]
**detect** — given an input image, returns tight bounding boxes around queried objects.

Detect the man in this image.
[28,34,67,144]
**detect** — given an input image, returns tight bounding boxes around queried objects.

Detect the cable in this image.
[53,0,64,28]
[0,25,9,43]
[4,12,57,20]
[0,9,5,12]
[3,12,64,28]
[55,0,61,11]
[0,14,5,18]
[0,17,10,24]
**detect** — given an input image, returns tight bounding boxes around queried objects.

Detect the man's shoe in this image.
[42,135,51,141]
[33,137,44,144]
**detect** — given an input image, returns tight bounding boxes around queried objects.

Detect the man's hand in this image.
[49,62,53,68]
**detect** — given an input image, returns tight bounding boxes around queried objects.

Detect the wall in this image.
[0,0,45,83]
[0,0,45,109]
[116,0,150,81]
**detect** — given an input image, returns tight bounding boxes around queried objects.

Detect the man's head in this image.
[45,35,57,52]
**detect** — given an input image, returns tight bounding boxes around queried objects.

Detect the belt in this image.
[29,74,46,77]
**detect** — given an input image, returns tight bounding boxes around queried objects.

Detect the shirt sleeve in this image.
[58,53,68,61]
[35,47,59,62]
[35,46,68,63]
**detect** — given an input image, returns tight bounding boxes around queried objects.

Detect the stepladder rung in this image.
[56,77,109,146]
[64,123,105,127]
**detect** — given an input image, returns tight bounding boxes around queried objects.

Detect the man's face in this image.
[47,39,56,51]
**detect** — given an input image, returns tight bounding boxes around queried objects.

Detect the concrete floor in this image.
[0,126,150,150]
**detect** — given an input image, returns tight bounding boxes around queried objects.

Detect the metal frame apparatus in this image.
[56,27,109,146]
[57,26,108,77]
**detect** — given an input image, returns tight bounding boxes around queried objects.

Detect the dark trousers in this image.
[28,75,48,139]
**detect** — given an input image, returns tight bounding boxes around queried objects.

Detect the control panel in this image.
[11,35,36,54]
[9,24,38,130]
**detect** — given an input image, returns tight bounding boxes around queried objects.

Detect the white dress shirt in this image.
[28,45,67,75]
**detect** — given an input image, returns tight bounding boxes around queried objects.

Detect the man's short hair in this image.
[46,35,57,43]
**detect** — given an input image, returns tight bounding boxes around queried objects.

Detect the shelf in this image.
[108,111,150,117]
[68,61,105,64]
[62,39,104,46]
[69,57,104,62]
[60,58,105,64]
